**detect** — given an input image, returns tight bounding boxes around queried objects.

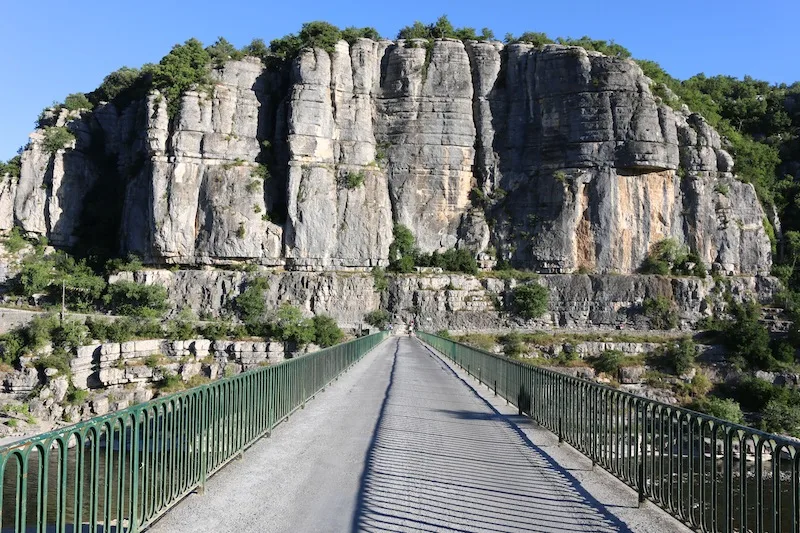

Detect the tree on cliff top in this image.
[397,16,493,41]
[268,22,381,59]
[148,38,211,118]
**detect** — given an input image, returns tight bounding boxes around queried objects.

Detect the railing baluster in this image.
[417,331,800,533]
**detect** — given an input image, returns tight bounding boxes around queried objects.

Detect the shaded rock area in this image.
[0,41,771,275]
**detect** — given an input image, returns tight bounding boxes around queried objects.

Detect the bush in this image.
[642,296,678,330]
[592,350,624,375]
[206,37,244,66]
[761,400,800,437]
[388,224,416,273]
[103,281,168,318]
[42,126,75,154]
[416,249,477,274]
[662,338,697,375]
[3,227,28,254]
[344,171,365,189]
[499,332,525,358]
[312,315,344,347]
[233,277,269,324]
[0,331,25,366]
[397,16,492,41]
[272,304,315,346]
[91,66,141,103]
[165,307,197,341]
[149,38,211,118]
[157,373,185,394]
[364,309,390,330]
[691,397,744,424]
[66,387,88,405]
[63,93,92,111]
[0,156,22,178]
[371,267,388,292]
[509,283,549,320]
[105,254,144,274]
[721,300,775,370]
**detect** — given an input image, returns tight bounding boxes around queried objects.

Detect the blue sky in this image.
[0,0,797,160]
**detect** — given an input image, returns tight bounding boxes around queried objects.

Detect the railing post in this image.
[638,404,647,508]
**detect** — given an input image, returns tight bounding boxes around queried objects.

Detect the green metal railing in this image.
[419,332,800,533]
[0,332,387,533]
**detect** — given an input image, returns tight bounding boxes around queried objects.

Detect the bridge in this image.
[1,333,797,532]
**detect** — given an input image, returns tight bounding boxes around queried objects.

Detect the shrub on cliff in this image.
[0,155,21,178]
[416,249,478,275]
[63,93,92,111]
[662,338,698,374]
[232,276,269,325]
[148,38,211,118]
[388,224,416,273]
[364,310,390,330]
[642,296,678,330]
[42,126,75,154]
[397,16,493,41]
[509,282,549,320]
[90,66,141,103]
[206,37,244,66]
[103,281,168,318]
[690,397,744,424]
[272,304,315,346]
[312,315,344,347]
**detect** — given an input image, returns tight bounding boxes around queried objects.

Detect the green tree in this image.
[150,38,211,118]
[364,310,390,329]
[42,127,75,153]
[91,66,141,102]
[272,304,315,346]
[721,301,775,370]
[510,283,549,319]
[103,281,168,318]
[206,37,244,66]
[592,350,624,375]
[643,296,678,330]
[663,338,697,374]
[341,26,381,44]
[312,315,344,347]
[388,223,416,273]
[233,277,269,324]
[63,93,92,111]
[0,155,21,178]
[242,38,269,61]
[692,397,745,424]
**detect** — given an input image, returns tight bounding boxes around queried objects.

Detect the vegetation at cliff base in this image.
[387,223,478,274]
[509,282,549,320]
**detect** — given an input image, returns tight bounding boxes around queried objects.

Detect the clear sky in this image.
[0,0,797,160]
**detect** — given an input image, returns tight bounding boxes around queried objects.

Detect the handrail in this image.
[0,331,388,532]
[418,331,800,533]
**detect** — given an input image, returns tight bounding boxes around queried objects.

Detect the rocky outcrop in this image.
[69,337,287,391]
[3,40,773,275]
[116,270,779,333]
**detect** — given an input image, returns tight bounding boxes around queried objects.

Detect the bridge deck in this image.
[148,337,688,533]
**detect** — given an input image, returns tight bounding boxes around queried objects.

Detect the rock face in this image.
[2,41,772,275]
[116,269,780,333]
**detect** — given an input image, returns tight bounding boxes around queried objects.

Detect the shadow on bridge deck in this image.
[351,337,632,533]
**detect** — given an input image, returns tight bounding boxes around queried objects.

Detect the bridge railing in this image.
[418,331,800,533]
[0,331,388,533]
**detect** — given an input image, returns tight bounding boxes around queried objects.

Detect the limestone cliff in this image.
[0,40,772,275]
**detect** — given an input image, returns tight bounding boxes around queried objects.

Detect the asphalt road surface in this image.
[148,336,689,533]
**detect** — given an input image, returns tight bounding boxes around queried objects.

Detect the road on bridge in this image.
[149,336,688,533]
